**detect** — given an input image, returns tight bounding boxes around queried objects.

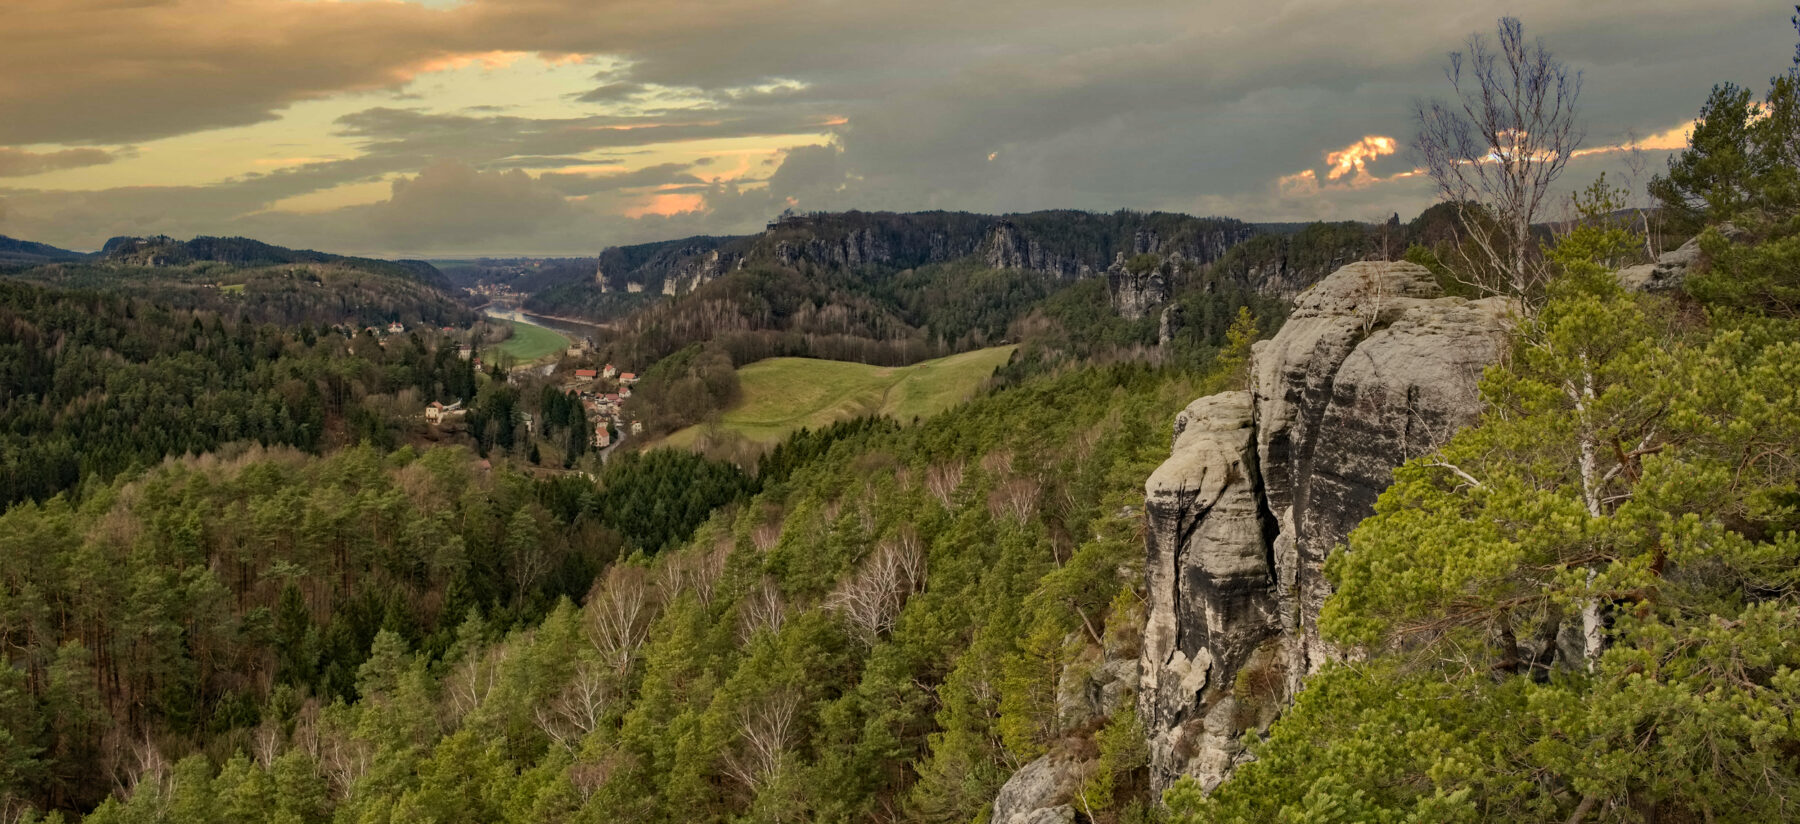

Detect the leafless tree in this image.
[585,565,659,673]
[988,477,1040,525]
[535,659,613,750]
[117,732,170,802]
[925,461,965,508]
[252,721,283,769]
[1620,134,1660,258]
[722,689,802,791]
[1414,16,1583,300]
[739,576,788,643]
[752,520,784,552]
[827,535,927,641]
[570,748,628,803]
[680,542,730,608]
[315,723,371,797]
[446,645,509,719]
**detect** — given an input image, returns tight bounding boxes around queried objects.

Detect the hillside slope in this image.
[661,344,1017,448]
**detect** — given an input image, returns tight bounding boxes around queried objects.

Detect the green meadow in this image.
[664,344,1017,448]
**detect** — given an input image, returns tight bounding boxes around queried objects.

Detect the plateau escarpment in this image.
[1139,261,1515,792]
[540,210,1267,319]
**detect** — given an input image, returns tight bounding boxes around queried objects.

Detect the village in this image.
[423,324,645,457]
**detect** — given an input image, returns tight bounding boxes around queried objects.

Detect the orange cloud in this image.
[1277,135,1407,196]
[1277,168,1318,196]
[1571,120,1696,159]
[625,192,704,218]
[414,50,528,74]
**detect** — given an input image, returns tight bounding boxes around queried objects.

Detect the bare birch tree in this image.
[1414,16,1583,300]
[827,534,926,641]
[535,658,614,750]
[925,461,965,508]
[721,689,802,791]
[739,576,788,643]
[584,565,658,673]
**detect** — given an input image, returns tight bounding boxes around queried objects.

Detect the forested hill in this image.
[0,279,484,507]
[9,353,1226,824]
[0,235,88,265]
[99,235,459,294]
[2,234,476,329]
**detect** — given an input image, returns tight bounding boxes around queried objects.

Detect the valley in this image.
[3,9,1799,824]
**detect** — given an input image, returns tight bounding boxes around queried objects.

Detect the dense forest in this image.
[0,280,482,507]
[0,439,753,815]
[1,355,1219,824]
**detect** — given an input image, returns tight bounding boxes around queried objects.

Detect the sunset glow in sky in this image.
[0,0,1788,255]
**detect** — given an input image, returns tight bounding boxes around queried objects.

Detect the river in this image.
[480,303,605,341]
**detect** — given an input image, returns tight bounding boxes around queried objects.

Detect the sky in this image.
[0,0,1788,257]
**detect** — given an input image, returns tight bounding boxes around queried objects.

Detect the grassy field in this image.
[495,320,569,363]
[664,345,1017,449]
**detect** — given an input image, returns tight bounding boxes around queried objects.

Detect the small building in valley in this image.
[426,400,465,424]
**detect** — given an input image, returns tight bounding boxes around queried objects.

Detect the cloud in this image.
[0,147,118,177]
[367,161,574,248]
[539,163,704,196]
[3,0,1794,253]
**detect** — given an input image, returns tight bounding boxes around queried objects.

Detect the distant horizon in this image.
[11,203,1434,261]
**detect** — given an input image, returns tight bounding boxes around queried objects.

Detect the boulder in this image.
[992,754,1088,824]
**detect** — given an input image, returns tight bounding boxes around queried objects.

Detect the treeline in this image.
[0,280,478,507]
[99,235,459,294]
[4,259,476,330]
[0,440,753,815]
[27,358,1227,824]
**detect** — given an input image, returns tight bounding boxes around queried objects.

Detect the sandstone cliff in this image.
[1138,261,1515,793]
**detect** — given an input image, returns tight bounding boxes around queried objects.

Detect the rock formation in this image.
[1614,224,1742,293]
[991,755,1086,824]
[1105,252,1173,320]
[1138,261,1515,793]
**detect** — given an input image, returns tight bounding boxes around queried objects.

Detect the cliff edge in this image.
[1138,261,1515,792]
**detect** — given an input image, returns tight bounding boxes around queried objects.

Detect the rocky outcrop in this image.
[595,238,743,295]
[1614,224,1743,293]
[773,226,898,269]
[983,221,1095,278]
[1107,250,1198,321]
[1105,252,1172,320]
[660,248,736,296]
[1139,261,1515,793]
[991,754,1088,824]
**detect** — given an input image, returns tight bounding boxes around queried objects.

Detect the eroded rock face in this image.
[1107,252,1172,320]
[1139,261,1514,793]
